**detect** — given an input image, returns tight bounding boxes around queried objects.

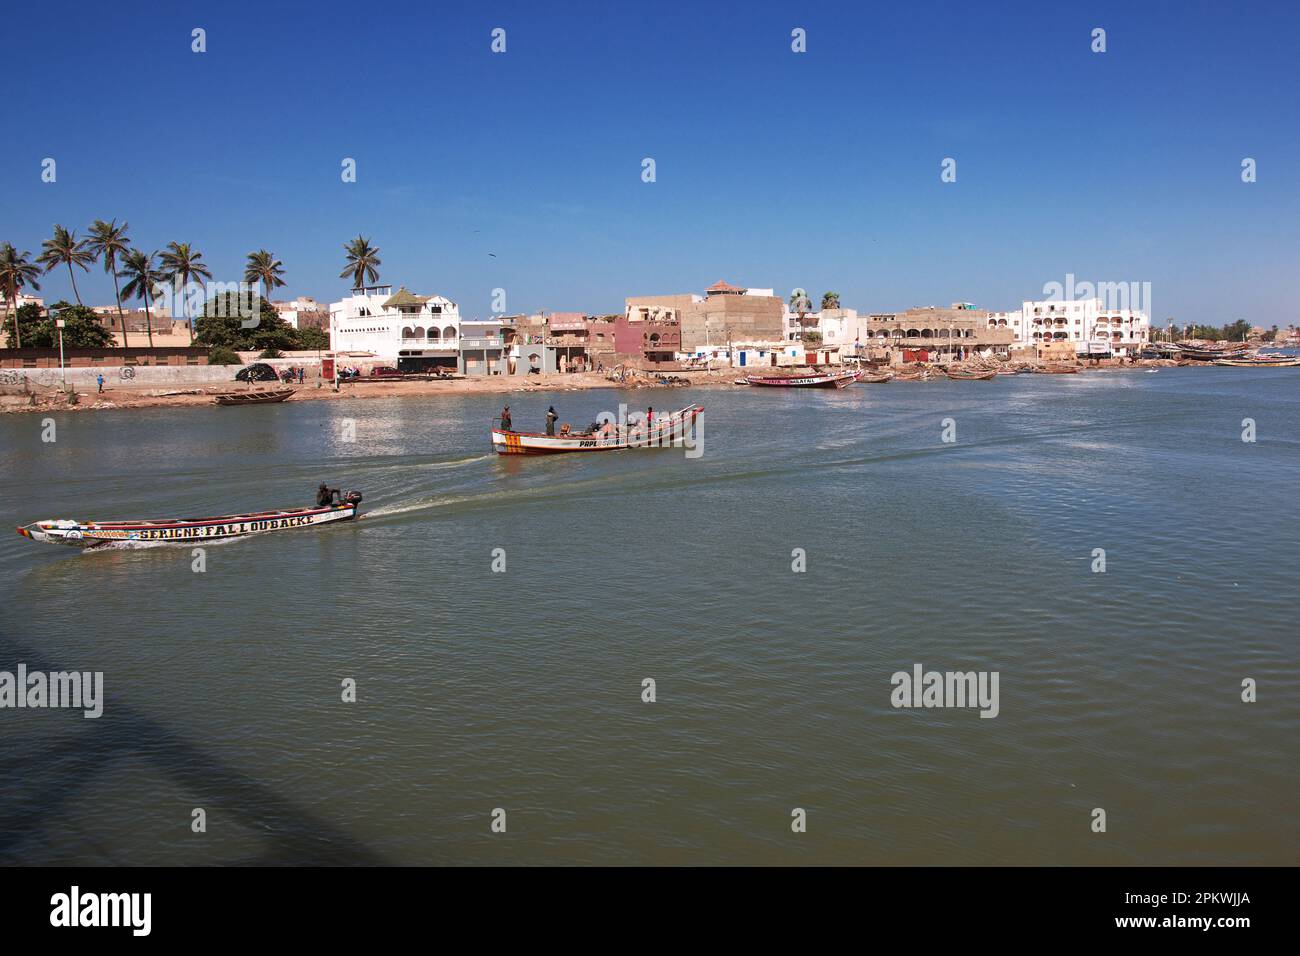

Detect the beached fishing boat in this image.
[744,370,859,389]
[492,404,703,455]
[1176,341,1251,362]
[1212,356,1300,367]
[1038,365,1080,374]
[856,371,894,384]
[16,492,363,549]
[213,388,297,406]
[945,369,998,381]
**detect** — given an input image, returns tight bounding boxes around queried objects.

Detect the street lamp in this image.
[53,311,67,387]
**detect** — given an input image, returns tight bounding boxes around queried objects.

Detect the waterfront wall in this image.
[1,364,240,389]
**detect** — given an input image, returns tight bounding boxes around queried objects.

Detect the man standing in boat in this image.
[500,405,512,432]
[316,483,341,507]
[546,406,558,436]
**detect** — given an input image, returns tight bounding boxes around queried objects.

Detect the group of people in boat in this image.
[499,405,658,438]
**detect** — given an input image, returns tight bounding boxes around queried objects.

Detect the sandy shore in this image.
[0,361,1178,415]
[0,369,739,414]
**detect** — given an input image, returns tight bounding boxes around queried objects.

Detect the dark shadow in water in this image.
[0,633,385,866]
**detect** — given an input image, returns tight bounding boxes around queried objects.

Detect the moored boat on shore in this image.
[492,403,703,455]
[16,492,364,549]
[214,388,297,405]
[945,369,999,381]
[744,369,858,389]
[1212,356,1300,367]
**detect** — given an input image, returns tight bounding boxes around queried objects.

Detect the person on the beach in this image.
[96,374,104,394]
[500,405,512,431]
[647,407,654,427]
[546,407,558,435]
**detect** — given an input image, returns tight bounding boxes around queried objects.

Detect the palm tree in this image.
[244,249,286,302]
[86,219,132,347]
[821,291,840,310]
[339,236,381,290]
[118,249,163,347]
[36,225,94,305]
[0,243,42,348]
[158,242,213,343]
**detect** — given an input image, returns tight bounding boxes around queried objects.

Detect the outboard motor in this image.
[343,490,363,507]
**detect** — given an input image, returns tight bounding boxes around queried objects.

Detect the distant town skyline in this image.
[4,1,1297,323]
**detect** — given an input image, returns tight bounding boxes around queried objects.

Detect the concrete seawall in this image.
[1,365,244,389]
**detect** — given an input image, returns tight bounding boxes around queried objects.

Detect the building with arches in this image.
[329,285,461,370]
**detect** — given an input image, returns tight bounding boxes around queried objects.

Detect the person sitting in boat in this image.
[499,405,512,431]
[316,483,341,508]
[559,422,571,436]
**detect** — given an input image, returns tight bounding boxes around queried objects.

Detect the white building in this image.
[273,296,328,330]
[989,298,1150,356]
[329,285,461,369]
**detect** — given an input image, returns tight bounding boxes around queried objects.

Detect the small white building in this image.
[273,296,328,330]
[329,285,461,369]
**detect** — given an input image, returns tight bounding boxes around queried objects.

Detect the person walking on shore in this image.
[96,374,104,394]
[546,406,558,436]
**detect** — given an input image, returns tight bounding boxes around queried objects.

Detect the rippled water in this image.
[1,368,1297,865]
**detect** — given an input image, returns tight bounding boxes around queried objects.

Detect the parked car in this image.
[369,366,403,378]
[235,363,279,383]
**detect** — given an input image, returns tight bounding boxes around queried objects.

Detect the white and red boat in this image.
[492,404,703,455]
[16,492,363,549]
[744,369,859,389]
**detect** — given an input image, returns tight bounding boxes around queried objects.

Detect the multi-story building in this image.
[329,285,461,370]
[616,305,681,363]
[859,304,1014,359]
[1011,298,1149,356]
[545,312,592,372]
[458,318,510,376]
[626,280,784,352]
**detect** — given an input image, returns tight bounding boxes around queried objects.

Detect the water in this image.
[1,368,1296,865]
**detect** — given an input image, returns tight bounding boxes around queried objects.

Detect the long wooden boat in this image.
[214,388,297,406]
[857,372,894,384]
[945,369,998,381]
[1212,356,1300,367]
[744,370,858,389]
[16,492,363,549]
[1038,364,1080,374]
[492,404,703,455]
[1176,342,1251,361]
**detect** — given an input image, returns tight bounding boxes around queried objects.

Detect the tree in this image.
[195,292,296,353]
[118,249,163,347]
[821,291,840,310]
[86,219,133,347]
[244,249,286,301]
[158,242,213,344]
[36,225,94,306]
[3,302,45,348]
[45,302,114,348]
[340,235,381,290]
[296,325,328,350]
[0,243,42,348]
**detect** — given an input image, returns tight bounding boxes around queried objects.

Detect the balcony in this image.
[399,337,457,347]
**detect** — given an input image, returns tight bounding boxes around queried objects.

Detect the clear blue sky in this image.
[3,0,1297,324]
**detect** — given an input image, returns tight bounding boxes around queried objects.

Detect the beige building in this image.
[859,304,1014,356]
[625,280,784,351]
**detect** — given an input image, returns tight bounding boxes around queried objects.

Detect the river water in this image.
[1,368,1296,865]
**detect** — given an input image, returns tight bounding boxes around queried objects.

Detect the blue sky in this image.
[3,0,1298,324]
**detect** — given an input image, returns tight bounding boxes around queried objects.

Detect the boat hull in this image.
[17,502,358,548]
[492,404,703,455]
[214,388,297,405]
[744,371,858,388]
[1212,358,1300,367]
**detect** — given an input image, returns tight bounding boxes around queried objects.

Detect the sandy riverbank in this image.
[0,368,740,415]
[0,361,1182,415]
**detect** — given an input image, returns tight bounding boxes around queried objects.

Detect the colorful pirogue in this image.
[492,404,703,454]
[744,369,859,389]
[15,492,363,549]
